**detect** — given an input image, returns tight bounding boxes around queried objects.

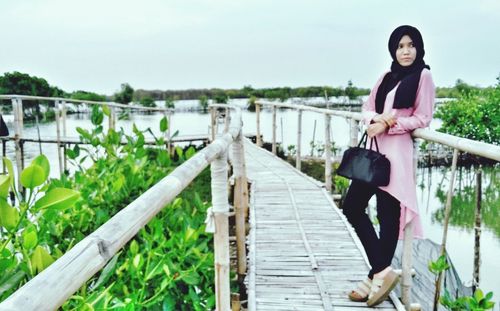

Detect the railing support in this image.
[12,98,23,192]
[232,132,248,283]
[272,105,277,155]
[296,109,302,170]
[433,148,459,311]
[256,103,262,147]
[55,101,64,176]
[210,107,216,141]
[109,106,116,130]
[350,118,359,147]
[324,114,332,192]
[472,167,482,292]
[211,149,231,311]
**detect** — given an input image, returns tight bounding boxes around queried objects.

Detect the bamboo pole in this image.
[232,133,247,282]
[62,101,67,137]
[296,109,302,170]
[324,114,332,192]
[231,293,240,311]
[12,98,23,192]
[167,112,172,153]
[55,101,64,177]
[109,106,116,130]
[311,119,317,156]
[350,118,359,147]
[211,149,231,311]
[256,103,262,147]
[224,108,231,133]
[272,105,277,155]
[211,107,216,141]
[433,148,459,311]
[472,167,482,292]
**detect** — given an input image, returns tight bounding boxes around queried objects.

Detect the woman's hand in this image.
[373,113,397,128]
[367,122,388,138]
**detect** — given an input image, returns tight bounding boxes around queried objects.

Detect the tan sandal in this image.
[367,270,399,307]
[348,278,372,302]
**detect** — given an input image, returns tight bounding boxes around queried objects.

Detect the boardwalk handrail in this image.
[0,94,173,112]
[254,99,499,311]
[0,104,244,310]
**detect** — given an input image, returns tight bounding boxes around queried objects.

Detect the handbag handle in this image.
[358,131,380,152]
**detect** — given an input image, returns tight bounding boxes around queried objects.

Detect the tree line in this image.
[0,71,494,110]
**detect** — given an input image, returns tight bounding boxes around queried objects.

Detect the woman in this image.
[343,25,435,307]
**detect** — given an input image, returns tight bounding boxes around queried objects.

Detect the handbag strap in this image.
[369,136,380,152]
[358,132,368,148]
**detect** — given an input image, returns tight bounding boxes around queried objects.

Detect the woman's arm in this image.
[387,69,435,135]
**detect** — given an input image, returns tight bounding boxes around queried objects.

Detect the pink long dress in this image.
[362,68,435,239]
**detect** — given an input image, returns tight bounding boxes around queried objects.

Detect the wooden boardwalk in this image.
[244,140,400,311]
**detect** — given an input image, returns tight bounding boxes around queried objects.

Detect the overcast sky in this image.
[1,0,499,95]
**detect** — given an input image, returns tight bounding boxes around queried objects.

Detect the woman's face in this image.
[396,35,416,66]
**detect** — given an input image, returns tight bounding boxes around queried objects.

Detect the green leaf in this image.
[31,246,54,274]
[0,199,19,231]
[132,254,143,269]
[185,146,196,159]
[175,147,183,160]
[182,271,200,285]
[160,117,168,132]
[129,240,139,255]
[102,104,111,117]
[90,253,120,291]
[31,155,50,182]
[76,127,93,141]
[0,175,10,199]
[22,226,38,250]
[3,157,15,189]
[91,105,104,125]
[34,188,80,211]
[162,296,176,311]
[0,270,26,296]
[20,164,45,189]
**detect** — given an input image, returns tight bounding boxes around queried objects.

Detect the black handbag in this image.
[337,132,390,186]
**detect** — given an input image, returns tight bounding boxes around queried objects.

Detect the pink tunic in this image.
[362,68,435,239]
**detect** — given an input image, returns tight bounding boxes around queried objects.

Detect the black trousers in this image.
[342,180,401,279]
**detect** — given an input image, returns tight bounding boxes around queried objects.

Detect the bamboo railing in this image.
[254,100,500,311]
[0,97,247,311]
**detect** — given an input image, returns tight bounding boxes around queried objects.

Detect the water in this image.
[2,98,498,301]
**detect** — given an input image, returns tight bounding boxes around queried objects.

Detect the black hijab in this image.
[375,25,430,113]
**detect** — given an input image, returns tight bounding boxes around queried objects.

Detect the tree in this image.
[114,83,134,105]
[164,96,175,109]
[140,97,156,107]
[344,80,357,100]
[198,95,209,111]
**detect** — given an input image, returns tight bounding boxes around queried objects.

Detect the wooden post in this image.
[433,148,459,311]
[350,118,359,147]
[472,167,482,292]
[232,133,247,283]
[311,119,317,157]
[296,109,302,170]
[224,108,231,133]
[324,114,332,192]
[272,105,277,155]
[231,293,241,311]
[210,107,216,141]
[211,150,230,311]
[109,106,116,130]
[55,101,64,177]
[167,112,172,153]
[12,98,23,192]
[256,103,262,147]
[61,101,67,137]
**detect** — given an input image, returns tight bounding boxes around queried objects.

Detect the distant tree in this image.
[214,92,228,104]
[140,96,156,107]
[114,83,134,105]
[71,90,106,102]
[198,95,209,111]
[164,96,175,109]
[247,96,257,111]
[344,80,357,100]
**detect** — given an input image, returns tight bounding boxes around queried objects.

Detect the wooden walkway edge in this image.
[244,139,403,310]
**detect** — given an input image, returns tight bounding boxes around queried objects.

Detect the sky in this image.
[1,0,499,95]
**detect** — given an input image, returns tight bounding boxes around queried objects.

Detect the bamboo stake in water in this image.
[296,109,302,170]
[324,114,332,192]
[310,119,317,156]
[256,103,262,147]
[472,167,482,292]
[55,101,64,177]
[272,105,277,155]
[433,148,459,311]
[12,98,23,192]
